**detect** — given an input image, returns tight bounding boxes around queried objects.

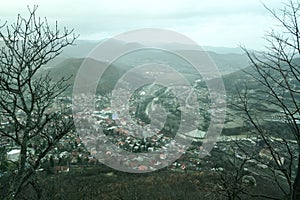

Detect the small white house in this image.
[7,149,20,162]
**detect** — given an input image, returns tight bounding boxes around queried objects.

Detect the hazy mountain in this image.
[61,40,250,75]
[1,39,253,94]
[175,49,250,75]
[40,57,127,94]
[1,39,250,75]
[58,39,143,59]
[202,46,244,54]
[222,57,300,94]
[61,39,246,56]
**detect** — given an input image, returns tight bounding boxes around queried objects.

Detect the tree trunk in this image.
[9,134,28,199]
[293,154,300,199]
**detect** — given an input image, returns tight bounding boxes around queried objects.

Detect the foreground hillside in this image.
[13,164,283,200]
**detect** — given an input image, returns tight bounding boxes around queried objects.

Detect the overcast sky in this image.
[0,0,284,49]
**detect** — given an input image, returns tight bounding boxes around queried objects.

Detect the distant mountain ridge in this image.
[202,46,244,54]
[0,39,250,75]
[1,39,253,94]
[43,40,250,76]
[58,39,247,58]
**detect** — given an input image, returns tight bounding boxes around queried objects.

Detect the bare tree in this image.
[0,6,77,199]
[216,152,249,200]
[234,0,300,199]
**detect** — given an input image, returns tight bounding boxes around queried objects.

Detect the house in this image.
[138,165,148,171]
[259,148,285,166]
[7,149,20,162]
[159,153,166,160]
[54,166,70,173]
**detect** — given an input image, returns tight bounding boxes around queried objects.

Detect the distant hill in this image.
[37,50,250,95]
[175,49,250,75]
[1,39,250,76]
[222,66,254,92]
[24,39,254,95]
[56,40,250,75]
[39,58,125,95]
[222,57,300,94]
[202,46,245,54]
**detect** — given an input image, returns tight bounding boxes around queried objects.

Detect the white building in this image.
[7,149,20,162]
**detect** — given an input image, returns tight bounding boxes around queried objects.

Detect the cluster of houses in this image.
[72,90,205,171]
[1,83,296,175]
